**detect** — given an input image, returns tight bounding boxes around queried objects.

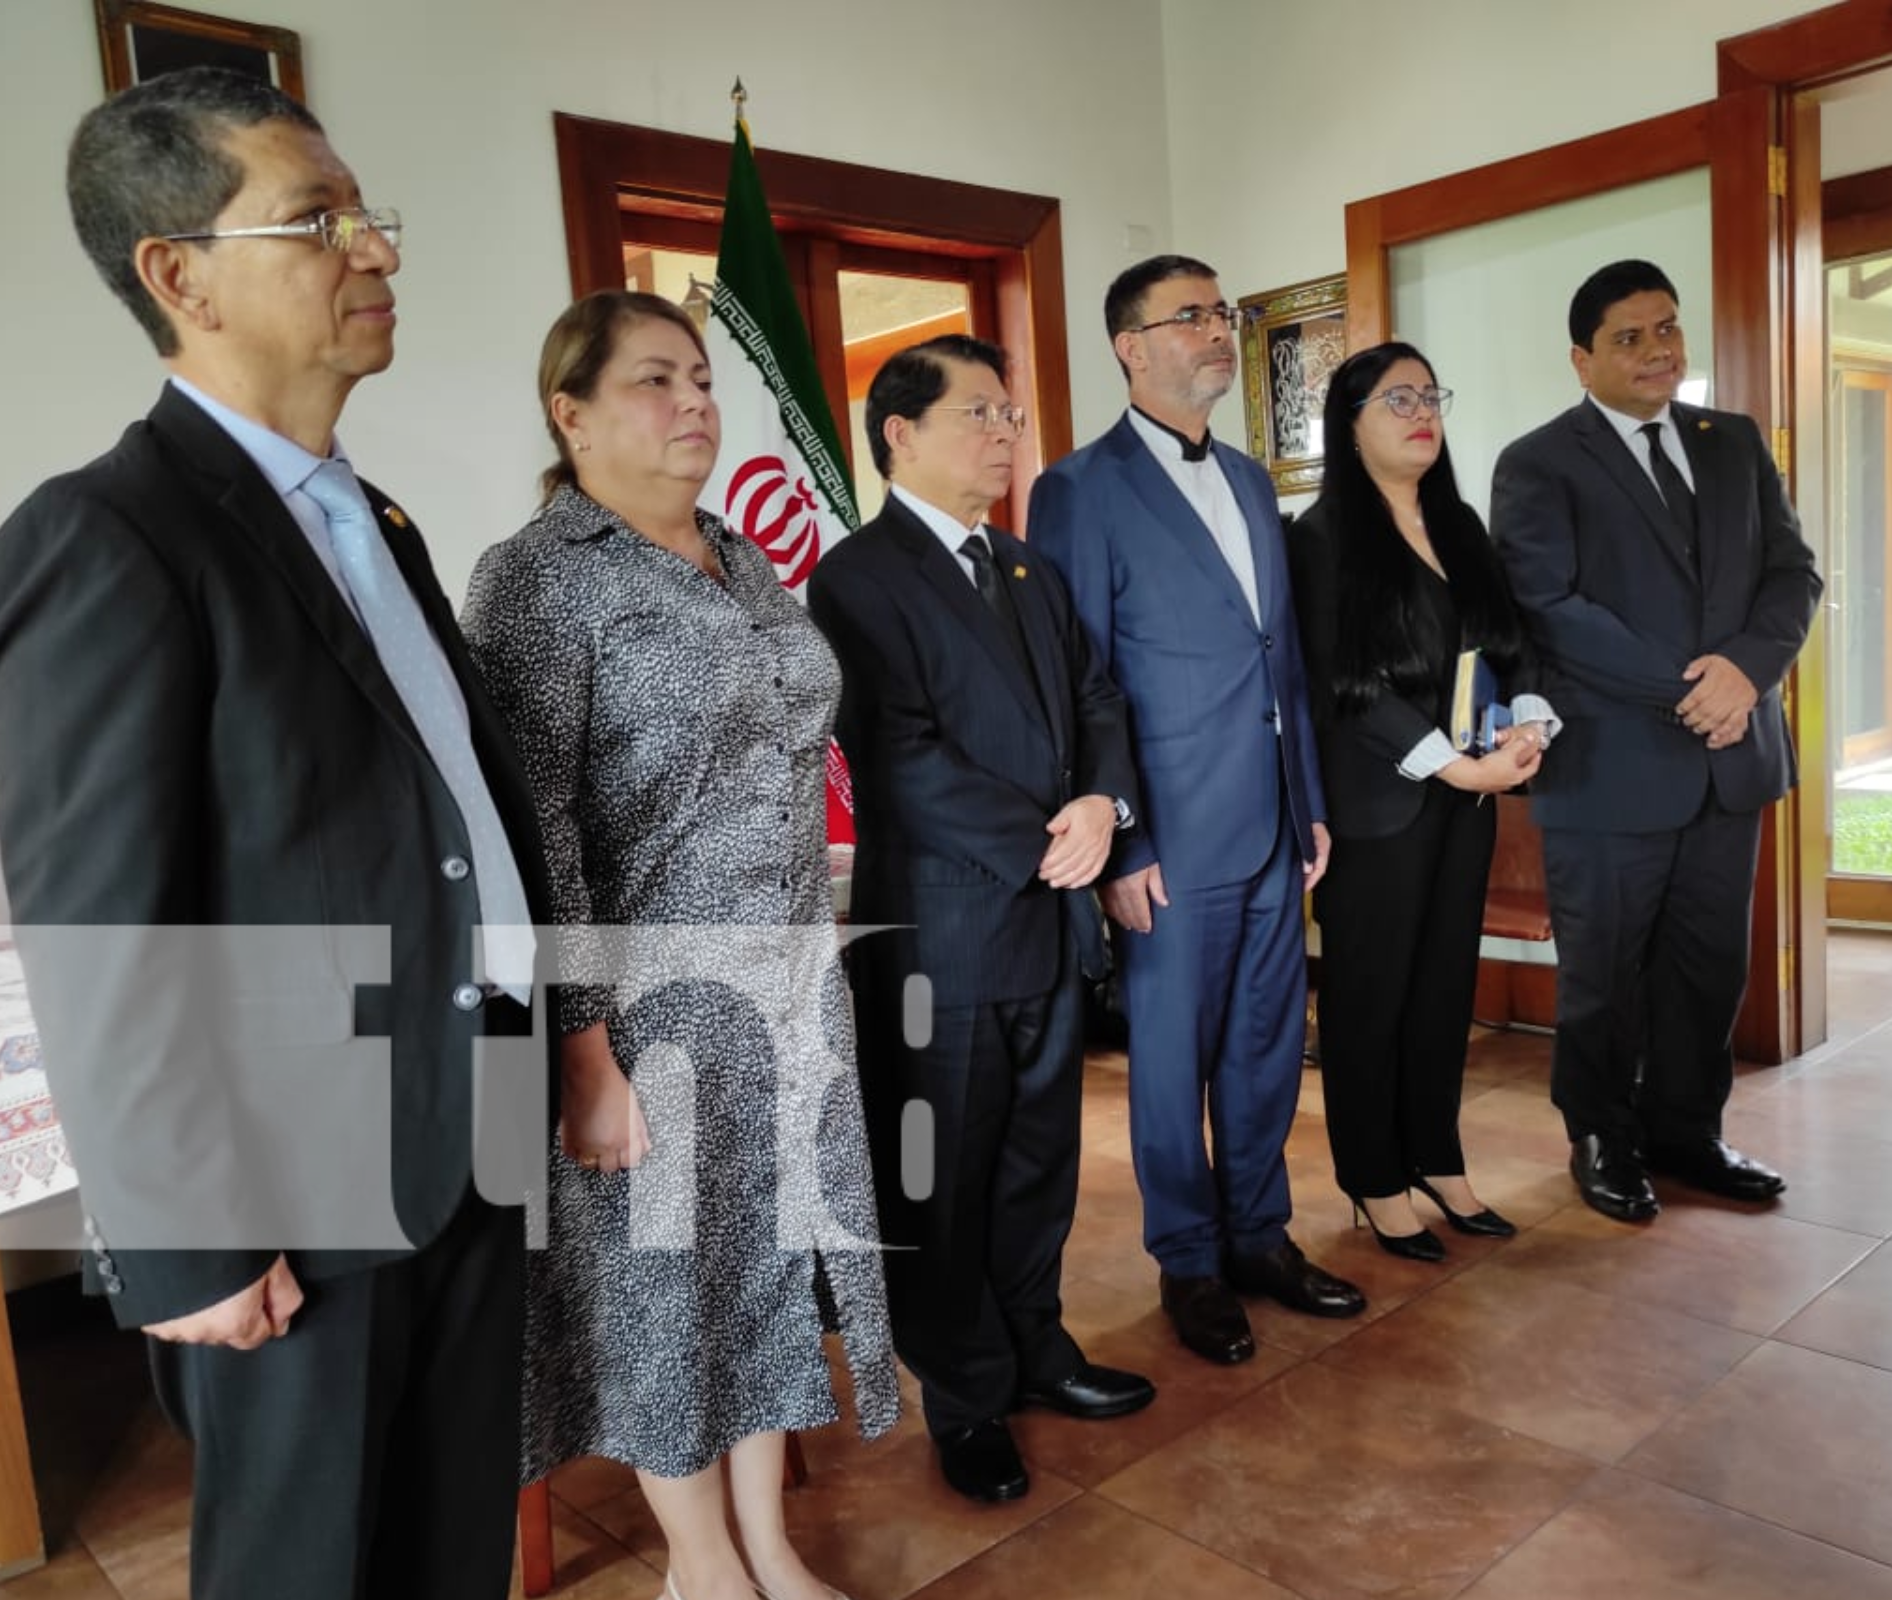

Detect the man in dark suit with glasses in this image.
[1031,255,1365,1370]
[811,334,1153,1505]
[0,67,547,1598]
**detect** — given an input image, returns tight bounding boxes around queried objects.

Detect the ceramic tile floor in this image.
[12,931,1892,1599]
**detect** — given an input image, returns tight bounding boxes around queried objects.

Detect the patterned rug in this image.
[0,941,75,1215]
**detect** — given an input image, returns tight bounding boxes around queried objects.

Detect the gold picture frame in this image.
[94,0,306,102]
[1238,273,1347,495]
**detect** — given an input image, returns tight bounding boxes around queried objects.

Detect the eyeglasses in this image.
[161,206,403,255]
[1130,304,1246,335]
[932,400,1028,435]
[1356,384,1453,419]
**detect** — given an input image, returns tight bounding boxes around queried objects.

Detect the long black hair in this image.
[1312,341,1524,712]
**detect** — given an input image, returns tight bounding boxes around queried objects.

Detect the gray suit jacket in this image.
[1490,399,1820,832]
[0,386,550,1326]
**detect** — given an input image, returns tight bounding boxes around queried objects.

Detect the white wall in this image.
[0,0,1175,597]
[1159,0,1833,336]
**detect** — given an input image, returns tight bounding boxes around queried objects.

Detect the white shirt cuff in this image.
[1509,693,1562,743]
[1397,729,1460,781]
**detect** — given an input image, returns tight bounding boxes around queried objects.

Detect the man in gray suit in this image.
[1491,259,1820,1224]
[0,67,547,1598]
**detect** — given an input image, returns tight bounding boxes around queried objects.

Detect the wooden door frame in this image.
[1714,0,1892,1037]
[1343,1,1892,1062]
[551,113,1070,533]
[1338,99,1819,1052]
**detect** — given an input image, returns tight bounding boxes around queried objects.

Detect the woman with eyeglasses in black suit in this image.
[1288,342,1558,1259]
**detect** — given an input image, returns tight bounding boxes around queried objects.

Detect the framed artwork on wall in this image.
[94,0,306,102]
[1238,273,1347,494]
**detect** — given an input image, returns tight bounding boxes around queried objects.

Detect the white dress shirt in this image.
[1586,393,1698,494]
[1124,407,1261,626]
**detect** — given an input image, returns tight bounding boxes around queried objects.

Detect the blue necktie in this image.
[302,460,535,995]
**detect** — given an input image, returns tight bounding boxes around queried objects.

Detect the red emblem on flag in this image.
[726,455,821,589]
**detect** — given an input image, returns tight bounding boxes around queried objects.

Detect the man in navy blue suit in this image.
[1031,256,1364,1365]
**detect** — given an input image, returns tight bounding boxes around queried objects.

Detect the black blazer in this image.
[1491,399,1821,832]
[0,385,550,1326]
[807,495,1137,1007]
[1289,499,1532,839]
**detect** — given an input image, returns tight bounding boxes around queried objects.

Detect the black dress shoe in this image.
[1350,1197,1446,1262]
[1016,1361,1156,1420]
[1226,1238,1367,1318]
[1410,1172,1517,1237]
[1570,1133,1658,1222]
[1644,1137,1786,1202]
[935,1417,1029,1502]
[1158,1272,1256,1364]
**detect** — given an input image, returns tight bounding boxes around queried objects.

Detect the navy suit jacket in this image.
[1491,399,1820,832]
[808,494,1137,1007]
[1028,414,1325,892]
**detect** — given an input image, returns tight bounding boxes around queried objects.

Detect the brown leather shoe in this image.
[1158,1271,1255,1364]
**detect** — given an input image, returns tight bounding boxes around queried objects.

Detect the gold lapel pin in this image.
[1012,564,1027,580]
[385,505,409,527]
[1697,420,1711,431]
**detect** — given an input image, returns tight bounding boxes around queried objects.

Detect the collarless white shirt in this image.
[1124,407,1260,626]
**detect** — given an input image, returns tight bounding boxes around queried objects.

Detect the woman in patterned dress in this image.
[461,291,897,1600]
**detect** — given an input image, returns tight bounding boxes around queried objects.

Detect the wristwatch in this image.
[1112,796,1135,832]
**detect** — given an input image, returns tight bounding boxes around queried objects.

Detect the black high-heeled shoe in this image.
[1411,1172,1517,1237]
[1350,1197,1445,1262]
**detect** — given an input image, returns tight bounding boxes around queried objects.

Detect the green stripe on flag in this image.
[713,120,858,530]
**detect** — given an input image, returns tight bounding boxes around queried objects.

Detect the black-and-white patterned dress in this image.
[462,483,899,1480]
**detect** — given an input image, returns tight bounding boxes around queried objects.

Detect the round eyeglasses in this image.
[161,206,404,255]
[1356,384,1453,419]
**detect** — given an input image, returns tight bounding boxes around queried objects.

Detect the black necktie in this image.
[1639,420,1699,570]
[960,533,1033,674]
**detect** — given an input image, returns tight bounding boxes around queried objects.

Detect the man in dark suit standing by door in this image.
[0,69,548,1598]
[1491,259,1821,1224]
[809,335,1152,1505]
[1030,256,1364,1369]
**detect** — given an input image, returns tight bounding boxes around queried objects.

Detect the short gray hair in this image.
[67,66,323,355]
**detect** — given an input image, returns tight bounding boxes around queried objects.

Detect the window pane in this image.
[1387,169,1713,524]
[624,246,717,326]
[1829,255,1892,876]
[838,271,971,523]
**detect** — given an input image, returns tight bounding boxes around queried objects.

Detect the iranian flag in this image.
[700,112,859,842]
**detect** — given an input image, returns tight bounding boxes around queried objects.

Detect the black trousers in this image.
[1540,795,1764,1146]
[150,1191,525,1600]
[855,936,1085,1435]
[1313,784,1495,1199]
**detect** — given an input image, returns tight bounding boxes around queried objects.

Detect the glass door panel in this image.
[1828,256,1892,882]
[1386,170,1713,523]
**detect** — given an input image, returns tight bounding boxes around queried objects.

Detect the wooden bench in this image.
[1473,795,1557,1028]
